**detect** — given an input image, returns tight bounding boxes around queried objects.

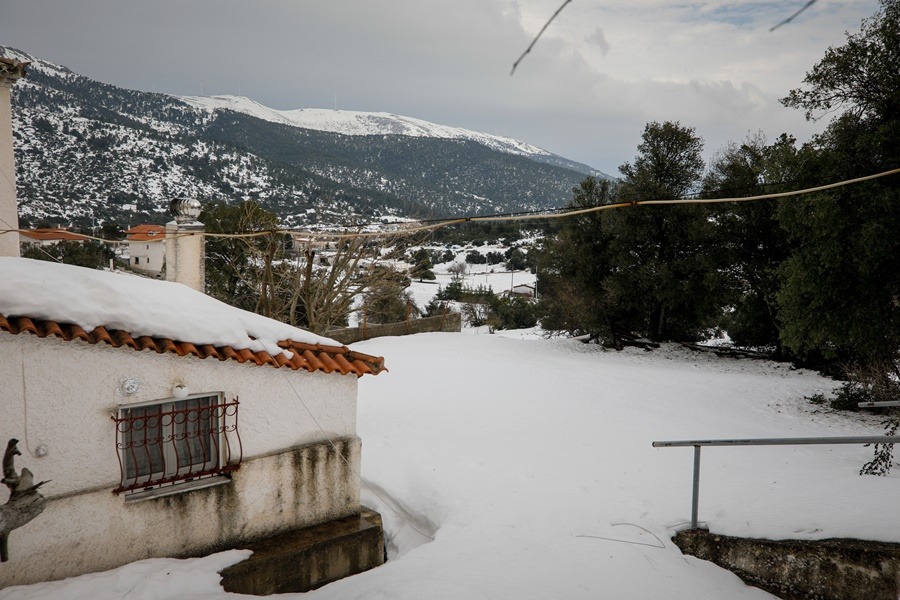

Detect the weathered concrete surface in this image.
[219,507,385,595]
[674,530,900,600]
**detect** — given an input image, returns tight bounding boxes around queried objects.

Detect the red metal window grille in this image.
[112,395,242,495]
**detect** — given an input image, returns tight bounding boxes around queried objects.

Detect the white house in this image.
[125,224,166,275]
[0,257,386,590]
[507,283,536,299]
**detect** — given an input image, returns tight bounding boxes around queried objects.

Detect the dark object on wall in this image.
[0,439,48,562]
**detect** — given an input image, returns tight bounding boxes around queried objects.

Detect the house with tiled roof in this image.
[0,256,386,590]
[125,224,166,275]
[18,227,90,248]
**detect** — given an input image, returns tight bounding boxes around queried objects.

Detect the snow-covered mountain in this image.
[183,96,547,155]
[181,95,607,177]
[4,46,610,230]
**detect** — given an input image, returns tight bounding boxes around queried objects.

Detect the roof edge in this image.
[0,314,386,377]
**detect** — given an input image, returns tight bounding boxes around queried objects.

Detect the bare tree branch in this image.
[511,0,573,75]
[771,0,818,32]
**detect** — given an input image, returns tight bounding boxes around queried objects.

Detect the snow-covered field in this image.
[5,331,898,600]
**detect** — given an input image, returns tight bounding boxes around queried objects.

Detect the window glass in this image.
[118,394,224,491]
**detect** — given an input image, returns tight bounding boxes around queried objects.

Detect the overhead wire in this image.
[1,166,898,246]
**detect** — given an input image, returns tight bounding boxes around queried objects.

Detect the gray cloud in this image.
[0,0,876,175]
[586,27,610,55]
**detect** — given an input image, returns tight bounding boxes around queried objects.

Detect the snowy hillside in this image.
[3,45,608,230]
[181,95,608,178]
[4,332,894,600]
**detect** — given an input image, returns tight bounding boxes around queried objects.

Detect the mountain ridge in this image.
[2,46,611,230]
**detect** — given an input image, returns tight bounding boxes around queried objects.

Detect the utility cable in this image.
[2,166,897,245]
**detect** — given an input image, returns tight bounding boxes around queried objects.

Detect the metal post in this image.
[691,445,701,529]
[653,435,900,531]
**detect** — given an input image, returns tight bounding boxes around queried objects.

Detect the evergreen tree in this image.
[23,240,114,270]
[777,0,900,368]
[536,176,621,341]
[409,248,436,281]
[201,200,283,315]
[610,121,721,342]
[363,275,419,324]
[701,133,812,355]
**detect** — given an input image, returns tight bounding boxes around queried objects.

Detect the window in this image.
[134,257,139,265]
[113,394,241,496]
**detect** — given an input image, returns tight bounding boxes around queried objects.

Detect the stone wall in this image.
[674,530,900,600]
[328,312,461,345]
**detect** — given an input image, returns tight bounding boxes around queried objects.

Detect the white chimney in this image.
[0,57,27,258]
[165,198,205,292]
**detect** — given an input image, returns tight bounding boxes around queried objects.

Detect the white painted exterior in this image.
[165,220,205,291]
[510,284,536,298]
[0,79,20,258]
[128,238,166,275]
[0,332,363,587]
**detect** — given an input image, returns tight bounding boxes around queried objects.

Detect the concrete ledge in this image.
[674,529,900,600]
[219,507,385,595]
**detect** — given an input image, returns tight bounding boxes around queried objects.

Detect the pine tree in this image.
[409,248,436,281]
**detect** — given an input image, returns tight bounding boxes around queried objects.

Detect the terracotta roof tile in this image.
[125,225,166,242]
[0,313,386,377]
[19,228,90,242]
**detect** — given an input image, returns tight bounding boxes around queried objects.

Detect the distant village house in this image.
[125,224,166,275]
[18,227,89,248]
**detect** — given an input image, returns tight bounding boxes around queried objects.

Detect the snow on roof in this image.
[0,257,338,357]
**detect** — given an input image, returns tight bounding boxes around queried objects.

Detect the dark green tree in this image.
[23,240,114,270]
[363,274,419,324]
[504,247,527,271]
[409,248,436,281]
[701,133,812,355]
[490,295,538,331]
[609,121,721,342]
[535,176,619,340]
[777,0,900,369]
[201,200,284,315]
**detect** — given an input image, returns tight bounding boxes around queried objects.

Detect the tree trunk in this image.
[0,439,47,562]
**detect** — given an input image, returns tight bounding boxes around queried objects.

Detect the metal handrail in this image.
[652,435,900,530]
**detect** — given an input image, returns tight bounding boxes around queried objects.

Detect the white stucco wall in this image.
[2,438,362,587]
[128,239,165,275]
[164,221,204,291]
[0,80,20,258]
[0,332,365,586]
[0,333,357,496]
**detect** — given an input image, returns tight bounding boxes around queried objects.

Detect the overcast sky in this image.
[0,0,877,175]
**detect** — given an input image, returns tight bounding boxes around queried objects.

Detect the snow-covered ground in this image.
[5,332,897,600]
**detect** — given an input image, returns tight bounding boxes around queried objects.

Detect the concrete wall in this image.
[0,332,362,586]
[675,530,900,600]
[329,311,461,345]
[164,221,204,292]
[2,438,361,587]
[0,79,19,258]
